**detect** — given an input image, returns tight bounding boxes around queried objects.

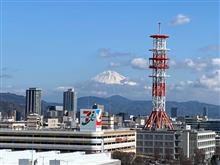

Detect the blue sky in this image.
[0,0,220,104]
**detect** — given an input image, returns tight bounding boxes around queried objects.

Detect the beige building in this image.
[47,118,60,129]
[102,112,114,129]
[26,113,43,129]
[0,121,26,130]
[0,129,135,153]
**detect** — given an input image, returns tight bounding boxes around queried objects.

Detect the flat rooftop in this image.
[0,128,135,136]
[0,150,121,165]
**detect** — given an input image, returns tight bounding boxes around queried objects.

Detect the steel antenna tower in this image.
[144,23,174,130]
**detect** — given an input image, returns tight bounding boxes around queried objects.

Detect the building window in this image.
[137,134,143,139]
[137,148,143,153]
[155,135,163,140]
[155,142,163,147]
[144,134,153,139]
[144,148,153,153]
[137,141,143,146]
[165,135,173,140]
[165,148,174,154]
[165,142,173,147]
[144,141,153,146]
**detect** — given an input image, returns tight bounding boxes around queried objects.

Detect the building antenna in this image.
[158,22,161,34]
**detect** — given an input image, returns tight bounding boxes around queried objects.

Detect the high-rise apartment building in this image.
[63,88,77,120]
[25,88,42,118]
[203,107,208,117]
[171,107,178,118]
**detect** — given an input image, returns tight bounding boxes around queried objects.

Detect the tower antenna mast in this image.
[144,23,173,130]
[158,22,161,34]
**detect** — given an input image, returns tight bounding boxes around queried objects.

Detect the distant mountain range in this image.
[0,93,220,118]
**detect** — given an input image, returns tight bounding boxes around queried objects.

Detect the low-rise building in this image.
[0,150,121,165]
[26,113,43,129]
[47,106,63,122]
[47,118,60,129]
[184,117,220,133]
[136,128,216,163]
[181,129,216,160]
[0,129,135,153]
[102,112,114,129]
[0,121,26,129]
[136,130,181,159]
[134,116,147,128]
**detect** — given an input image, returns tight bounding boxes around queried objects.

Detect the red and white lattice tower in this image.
[144,23,174,130]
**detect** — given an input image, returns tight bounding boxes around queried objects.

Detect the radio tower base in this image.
[144,111,174,130]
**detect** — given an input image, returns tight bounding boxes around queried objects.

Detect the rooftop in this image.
[0,150,120,165]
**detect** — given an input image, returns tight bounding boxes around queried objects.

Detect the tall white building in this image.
[63,88,77,121]
[25,88,42,118]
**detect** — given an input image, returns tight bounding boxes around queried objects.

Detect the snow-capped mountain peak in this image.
[92,70,137,86]
[92,70,125,85]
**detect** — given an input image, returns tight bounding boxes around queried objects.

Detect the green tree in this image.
[112,151,135,165]
[194,149,206,165]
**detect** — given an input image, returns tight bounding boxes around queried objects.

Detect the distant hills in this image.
[78,95,220,118]
[0,93,220,118]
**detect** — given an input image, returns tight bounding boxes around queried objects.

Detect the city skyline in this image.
[0,1,219,105]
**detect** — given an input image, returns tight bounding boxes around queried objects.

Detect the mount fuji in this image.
[92,70,137,86]
[73,70,144,98]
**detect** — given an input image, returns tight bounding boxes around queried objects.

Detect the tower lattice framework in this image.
[144,23,174,130]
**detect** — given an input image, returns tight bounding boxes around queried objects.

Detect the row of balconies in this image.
[0,135,136,146]
[0,141,136,152]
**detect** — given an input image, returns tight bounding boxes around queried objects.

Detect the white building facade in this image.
[181,129,216,160]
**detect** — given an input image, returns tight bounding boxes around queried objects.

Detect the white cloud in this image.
[184,58,207,71]
[55,86,74,92]
[98,48,132,58]
[197,70,220,91]
[123,80,137,86]
[0,85,25,95]
[169,80,194,91]
[212,58,220,66]
[170,14,191,26]
[130,57,216,72]
[199,45,220,52]
[169,69,220,92]
[131,58,148,70]
[171,57,220,72]
[109,62,122,67]
[90,90,108,96]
